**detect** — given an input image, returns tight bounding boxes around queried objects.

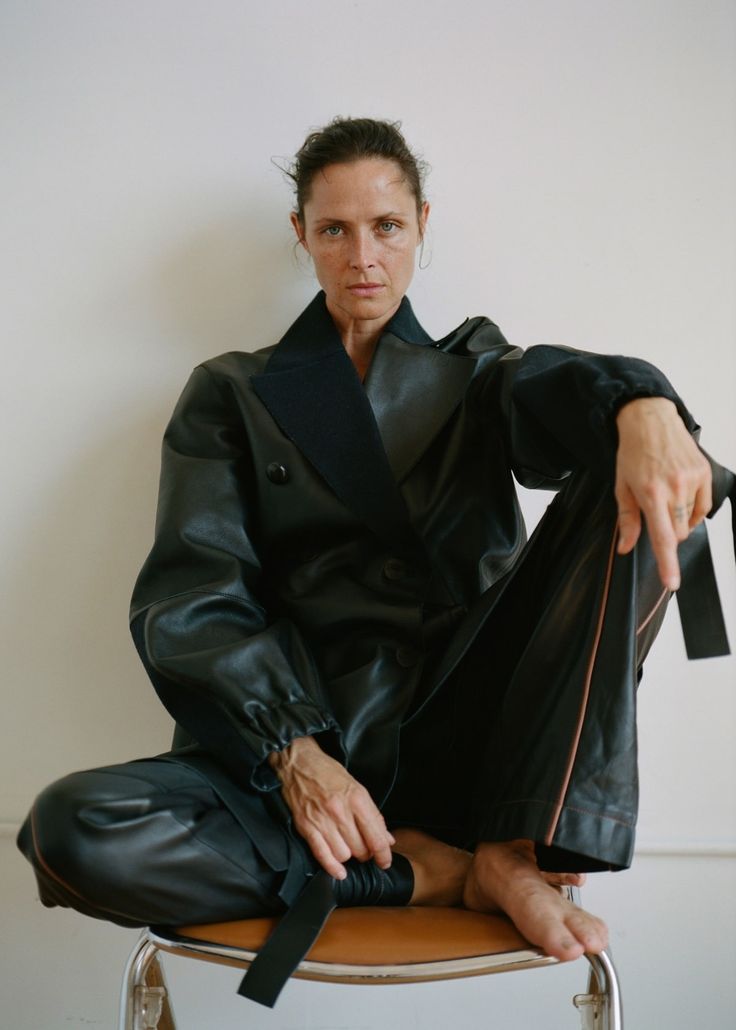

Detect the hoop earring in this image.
[293,242,314,276]
[418,235,432,270]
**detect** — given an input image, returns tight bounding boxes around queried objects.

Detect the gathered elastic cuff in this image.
[244,703,345,791]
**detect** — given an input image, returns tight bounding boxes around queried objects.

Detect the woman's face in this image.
[291,158,429,334]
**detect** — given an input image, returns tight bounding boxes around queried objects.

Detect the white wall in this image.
[2,1,734,1027]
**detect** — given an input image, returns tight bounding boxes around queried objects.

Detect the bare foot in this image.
[391,828,473,906]
[463,840,608,961]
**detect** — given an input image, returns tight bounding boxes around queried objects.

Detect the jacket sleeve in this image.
[492,342,698,487]
[130,364,343,790]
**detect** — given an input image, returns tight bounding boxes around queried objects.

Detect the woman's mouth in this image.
[347,283,385,297]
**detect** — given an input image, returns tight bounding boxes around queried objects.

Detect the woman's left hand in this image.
[269,735,395,879]
[614,397,712,591]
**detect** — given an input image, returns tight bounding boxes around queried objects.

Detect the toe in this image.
[566,910,609,954]
[536,917,586,961]
[555,936,586,961]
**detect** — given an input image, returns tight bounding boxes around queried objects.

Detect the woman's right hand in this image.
[268,736,395,879]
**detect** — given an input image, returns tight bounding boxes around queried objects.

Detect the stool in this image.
[119,905,622,1029]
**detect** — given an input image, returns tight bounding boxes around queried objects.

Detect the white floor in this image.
[3,828,734,1030]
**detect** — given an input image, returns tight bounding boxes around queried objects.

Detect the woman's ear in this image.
[418,201,430,240]
[290,212,308,250]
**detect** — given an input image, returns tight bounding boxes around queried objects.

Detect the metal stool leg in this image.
[118,916,623,1028]
[573,949,623,1030]
[119,932,176,1030]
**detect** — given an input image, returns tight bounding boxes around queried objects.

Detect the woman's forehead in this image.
[304,158,415,217]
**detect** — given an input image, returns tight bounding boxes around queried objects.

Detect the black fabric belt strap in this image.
[237,870,336,1008]
[676,461,735,660]
[238,854,414,1008]
[677,522,730,658]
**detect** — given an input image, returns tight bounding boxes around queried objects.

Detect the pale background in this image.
[2,1,734,1027]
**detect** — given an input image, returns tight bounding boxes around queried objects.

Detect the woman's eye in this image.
[379,221,398,233]
[324,226,343,237]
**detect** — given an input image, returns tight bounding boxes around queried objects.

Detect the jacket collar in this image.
[259,291,432,370]
[251,292,474,547]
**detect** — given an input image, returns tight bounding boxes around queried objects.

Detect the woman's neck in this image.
[342,331,379,381]
[327,302,398,381]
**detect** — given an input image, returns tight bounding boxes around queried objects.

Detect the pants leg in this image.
[386,471,670,871]
[17,752,312,928]
[473,473,669,871]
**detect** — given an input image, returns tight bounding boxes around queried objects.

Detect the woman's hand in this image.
[615,397,712,590]
[268,736,395,879]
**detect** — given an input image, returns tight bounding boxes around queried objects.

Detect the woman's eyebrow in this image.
[311,209,409,226]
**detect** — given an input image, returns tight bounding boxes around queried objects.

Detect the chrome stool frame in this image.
[119,902,622,1030]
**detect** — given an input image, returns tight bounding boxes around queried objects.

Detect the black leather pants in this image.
[384,472,670,872]
[17,752,316,927]
[19,470,720,928]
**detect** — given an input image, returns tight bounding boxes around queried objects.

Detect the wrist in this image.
[268,734,319,772]
[616,396,678,426]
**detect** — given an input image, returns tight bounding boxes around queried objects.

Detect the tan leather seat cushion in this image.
[175,907,533,966]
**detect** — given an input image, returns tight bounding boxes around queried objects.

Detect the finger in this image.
[354,810,394,869]
[671,475,709,541]
[304,811,380,871]
[302,828,348,880]
[294,803,354,867]
[615,483,641,555]
[642,499,681,591]
[670,475,701,542]
[370,840,394,870]
[320,791,379,862]
[340,798,390,866]
[319,808,391,869]
[685,449,713,529]
[332,815,374,863]
[689,482,712,530]
[671,500,692,543]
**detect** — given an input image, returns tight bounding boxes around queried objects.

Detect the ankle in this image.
[392,829,472,906]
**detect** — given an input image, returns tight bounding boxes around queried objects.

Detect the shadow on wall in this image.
[6,206,310,813]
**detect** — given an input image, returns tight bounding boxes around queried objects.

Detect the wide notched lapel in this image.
[251,292,479,547]
[364,333,476,483]
[250,293,417,549]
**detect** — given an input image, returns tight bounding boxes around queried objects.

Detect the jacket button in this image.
[396,646,420,668]
[383,558,408,581]
[266,462,289,484]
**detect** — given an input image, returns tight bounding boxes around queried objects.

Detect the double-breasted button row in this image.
[266,462,289,484]
[396,646,421,668]
[383,557,409,581]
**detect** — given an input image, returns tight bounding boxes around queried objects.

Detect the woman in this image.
[19,117,729,1007]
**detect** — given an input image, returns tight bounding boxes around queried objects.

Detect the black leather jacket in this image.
[130,292,692,803]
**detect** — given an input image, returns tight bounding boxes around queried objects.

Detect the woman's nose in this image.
[349,231,376,269]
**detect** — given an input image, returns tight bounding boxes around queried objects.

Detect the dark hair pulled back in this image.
[289,117,427,223]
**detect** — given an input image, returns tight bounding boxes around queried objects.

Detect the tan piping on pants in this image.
[637,587,669,636]
[544,528,618,846]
